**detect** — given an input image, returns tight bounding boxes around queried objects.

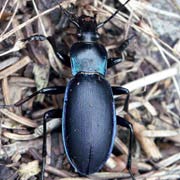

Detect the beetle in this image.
[1,0,135,179]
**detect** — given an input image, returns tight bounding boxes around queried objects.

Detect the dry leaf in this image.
[18,160,41,180]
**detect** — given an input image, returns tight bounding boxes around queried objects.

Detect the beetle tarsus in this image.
[119,34,136,52]
[13,86,66,107]
[107,35,136,68]
[107,57,124,68]
[21,34,47,42]
[21,34,71,67]
[117,116,135,180]
[41,109,62,180]
[0,86,66,108]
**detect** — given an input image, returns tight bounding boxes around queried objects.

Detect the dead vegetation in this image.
[0,0,180,179]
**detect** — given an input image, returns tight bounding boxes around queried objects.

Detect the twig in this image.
[157,152,180,169]
[0,109,38,128]
[0,0,76,43]
[0,0,19,36]
[31,0,47,36]
[142,129,180,138]
[0,57,19,70]
[0,139,42,159]
[136,165,180,180]
[0,0,9,19]
[125,114,162,160]
[88,172,130,179]
[3,118,61,140]
[45,165,74,178]
[0,40,26,56]
[0,56,31,80]
[132,1,180,20]
[152,39,180,98]
[122,64,179,93]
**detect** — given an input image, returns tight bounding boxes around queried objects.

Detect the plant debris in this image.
[0,0,180,179]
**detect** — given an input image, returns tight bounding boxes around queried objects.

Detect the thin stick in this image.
[0,0,9,19]
[133,1,180,19]
[152,39,180,98]
[157,152,180,169]
[32,0,47,36]
[0,56,31,80]
[143,129,180,138]
[122,65,179,93]
[0,0,76,42]
[0,0,19,36]
[0,5,58,42]
[0,109,38,128]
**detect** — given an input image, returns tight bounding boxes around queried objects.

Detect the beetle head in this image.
[60,0,130,42]
[77,15,99,42]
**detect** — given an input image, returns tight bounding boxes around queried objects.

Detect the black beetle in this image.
[1,0,135,179]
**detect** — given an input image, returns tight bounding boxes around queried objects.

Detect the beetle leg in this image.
[116,116,135,180]
[41,109,62,180]
[0,86,66,108]
[118,35,135,52]
[21,35,71,67]
[14,86,66,106]
[107,35,136,68]
[107,57,124,68]
[21,34,48,42]
[112,86,129,112]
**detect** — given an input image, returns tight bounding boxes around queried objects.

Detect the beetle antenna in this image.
[97,0,130,29]
[57,2,80,28]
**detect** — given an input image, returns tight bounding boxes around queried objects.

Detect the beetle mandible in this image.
[1,0,136,179]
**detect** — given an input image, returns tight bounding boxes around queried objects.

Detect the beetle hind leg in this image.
[116,115,135,180]
[40,109,62,180]
[112,86,129,112]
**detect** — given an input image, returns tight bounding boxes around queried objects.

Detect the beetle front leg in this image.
[0,86,66,108]
[107,57,124,68]
[117,115,135,180]
[40,109,62,180]
[107,35,135,68]
[112,86,129,112]
[21,35,71,67]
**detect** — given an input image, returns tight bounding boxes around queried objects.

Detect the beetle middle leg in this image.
[117,115,135,180]
[0,86,66,108]
[40,109,62,180]
[21,35,71,67]
[112,86,129,112]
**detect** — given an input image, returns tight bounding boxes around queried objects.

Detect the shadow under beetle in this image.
[1,0,136,179]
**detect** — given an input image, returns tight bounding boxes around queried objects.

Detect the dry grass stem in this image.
[132,1,180,19]
[157,152,180,169]
[0,0,179,179]
[0,56,31,79]
[0,0,9,19]
[0,109,38,128]
[125,114,162,160]
[122,65,179,92]
[142,129,180,138]
[0,0,19,36]
[0,0,77,42]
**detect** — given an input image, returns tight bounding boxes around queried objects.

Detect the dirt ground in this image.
[0,0,180,179]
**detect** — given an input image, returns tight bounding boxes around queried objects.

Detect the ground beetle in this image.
[1,0,135,179]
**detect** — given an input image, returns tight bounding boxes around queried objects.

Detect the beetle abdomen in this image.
[62,73,116,175]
